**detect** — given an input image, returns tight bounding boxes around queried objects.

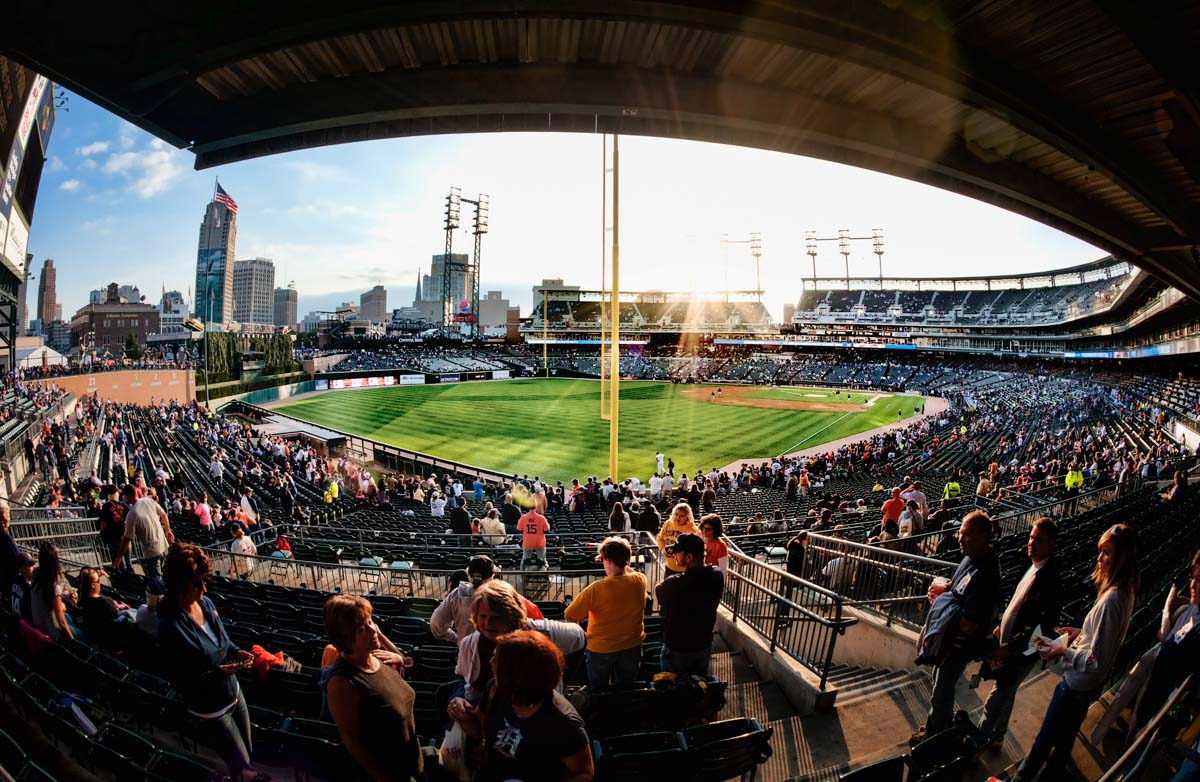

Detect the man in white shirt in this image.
[901,481,928,517]
[112,486,173,580]
[649,474,664,500]
[975,518,1061,747]
[661,472,675,496]
[656,452,665,473]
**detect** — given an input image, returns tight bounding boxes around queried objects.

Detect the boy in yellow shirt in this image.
[564,537,648,691]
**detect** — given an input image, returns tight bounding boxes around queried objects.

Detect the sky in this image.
[28,91,1105,323]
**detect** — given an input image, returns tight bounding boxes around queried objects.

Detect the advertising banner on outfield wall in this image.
[442,374,460,383]
[494,370,510,380]
[315,379,329,390]
[400,374,425,385]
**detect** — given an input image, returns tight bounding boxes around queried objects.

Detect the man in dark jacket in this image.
[975,517,1061,746]
[655,533,724,676]
[917,510,1001,741]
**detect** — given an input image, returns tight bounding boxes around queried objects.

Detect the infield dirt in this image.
[677,384,872,412]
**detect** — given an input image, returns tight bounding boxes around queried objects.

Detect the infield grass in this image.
[273,379,923,481]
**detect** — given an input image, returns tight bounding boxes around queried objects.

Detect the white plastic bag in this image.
[438,721,474,782]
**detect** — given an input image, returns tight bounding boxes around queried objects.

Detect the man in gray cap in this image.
[655,532,724,676]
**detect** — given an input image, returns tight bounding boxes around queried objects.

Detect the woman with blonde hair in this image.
[656,503,700,573]
[1011,524,1138,782]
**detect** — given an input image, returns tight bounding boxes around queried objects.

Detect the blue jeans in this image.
[586,647,642,691]
[201,686,253,776]
[925,651,971,735]
[1173,757,1200,782]
[978,658,1037,740]
[1015,679,1098,781]
[140,556,163,581]
[661,646,711,677]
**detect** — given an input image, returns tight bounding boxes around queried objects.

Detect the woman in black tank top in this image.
[324,595,422,782]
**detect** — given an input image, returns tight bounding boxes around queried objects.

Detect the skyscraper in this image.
[36,258,56,324]
[232,257,275,326]
[273,285,298,330]
[194,194,238,326]
[360,285,387,324]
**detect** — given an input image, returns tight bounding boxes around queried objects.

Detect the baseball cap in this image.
[665,533,705,557]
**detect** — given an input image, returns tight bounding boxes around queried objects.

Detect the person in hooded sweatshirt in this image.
[429,556,544,644]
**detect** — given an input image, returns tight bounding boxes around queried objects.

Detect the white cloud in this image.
[77,141,109,156]
[279,160,347,182]
[79,158,97,171]
[117,122,139,150]
[46,156,66,172]
[81,215,116,234]
[100,143,185,198]
[58,179,81,192]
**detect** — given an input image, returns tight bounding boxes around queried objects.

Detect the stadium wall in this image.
[35,369,194,405]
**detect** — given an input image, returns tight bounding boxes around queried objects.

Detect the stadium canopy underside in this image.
[4,1,1200,299]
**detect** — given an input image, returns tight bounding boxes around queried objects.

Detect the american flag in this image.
[214,184,238,215]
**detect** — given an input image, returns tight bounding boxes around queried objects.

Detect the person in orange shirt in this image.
[563,537,647,691]
[880,487,905,524]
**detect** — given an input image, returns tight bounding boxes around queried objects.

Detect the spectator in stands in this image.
[700,514,729,571]
[656,533,723,676]
[975,471,994,498]
[9,551,34,621]
[0,503,20,592]
[77,566,134,650]
[1116,549,1200,743]
[431,556,544,644]
[323,594,422,782]
[111,484,173,579]
[158,543,263,781]
[915,510,1000,742]
[517,502,551,570]
[929,499,954,531]
[657,503,701,573]
[943,474,962,507]
[636,500,661,533]
[30,542,78,642]
[607,501,630,532]
[1011,524,1138,782]
[974,518,1061,748]
[97,484,130,571]
[1163,470,1188,503]
[897,500,924,538]
[229,526,257,580]
[881,487,905,527]
[450,630,594,782]
[564,537,647,691]
[785,530,808,580]
[501,493,522,532]
[449,500,472,536]
[901,481,927,517]
[478,509,507,546]
[455,579,583,703]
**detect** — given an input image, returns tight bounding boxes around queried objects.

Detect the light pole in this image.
[873,229,885,287]
[806,232,818,285]
[838,229,851,288]
[750,232,763,303]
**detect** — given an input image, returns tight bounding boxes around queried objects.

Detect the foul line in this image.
[776,411,855,458]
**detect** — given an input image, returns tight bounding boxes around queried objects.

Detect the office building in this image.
[160,290,189,334]
[274,285,298,330]
[36,258,56,324]
[232,257,275,326]
[194,195,238,326]
[69,283,160,355]
[360,285,387,324]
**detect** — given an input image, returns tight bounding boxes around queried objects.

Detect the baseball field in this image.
[271,379,924,481]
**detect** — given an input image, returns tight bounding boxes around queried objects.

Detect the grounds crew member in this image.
[943,474,962,508]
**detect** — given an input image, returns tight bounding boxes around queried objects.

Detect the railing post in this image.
[731,565,743,626]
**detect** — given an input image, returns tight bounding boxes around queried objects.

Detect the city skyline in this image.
[29,90,1106,326]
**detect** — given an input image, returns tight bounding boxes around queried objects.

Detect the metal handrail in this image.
[720,546,856,689]
[1097,674,1196,782]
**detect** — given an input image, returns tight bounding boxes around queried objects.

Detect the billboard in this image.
[329,375,397,390]
[400,374,425,385]
[0,72,49,279]
[453,298,477,323]
[493,370,510,380]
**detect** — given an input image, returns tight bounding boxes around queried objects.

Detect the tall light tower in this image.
[441,188,461,330]
[750,232,763,303]
[440,187,487,339]
[873,229,885,287]
[838,229,851,287]
[806,231,818,286]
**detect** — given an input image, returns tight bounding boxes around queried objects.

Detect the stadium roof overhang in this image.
[4,1,1200,299]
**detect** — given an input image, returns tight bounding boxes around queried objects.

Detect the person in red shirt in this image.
[699,514,729,571]
[880,487,905,524]
[516,508,550,569]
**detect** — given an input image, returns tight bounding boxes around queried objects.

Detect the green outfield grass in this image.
[273,379,923,481]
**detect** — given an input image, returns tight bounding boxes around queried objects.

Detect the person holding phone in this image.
[158,543,265,781]
[1010,524,1138,782]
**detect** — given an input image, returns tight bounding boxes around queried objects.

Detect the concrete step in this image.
[710,650,760,686]
[721,680,799,724]
[836,670,931,709]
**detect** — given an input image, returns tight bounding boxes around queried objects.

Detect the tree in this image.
[123,333,144,360]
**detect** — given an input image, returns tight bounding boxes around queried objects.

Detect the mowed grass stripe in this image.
[274,380,923,481]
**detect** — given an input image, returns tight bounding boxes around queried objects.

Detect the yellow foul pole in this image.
[542,289,548,377]
[600,134,609,420]
[608,134,620,480]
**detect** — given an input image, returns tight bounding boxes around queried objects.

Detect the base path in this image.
[678,384,876,412]
[717,394,950,474]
